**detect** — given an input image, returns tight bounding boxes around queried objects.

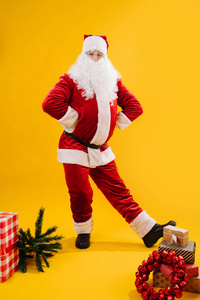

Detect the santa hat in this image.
[82,35,109,56]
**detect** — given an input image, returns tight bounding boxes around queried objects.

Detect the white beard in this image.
[68,54,121,101]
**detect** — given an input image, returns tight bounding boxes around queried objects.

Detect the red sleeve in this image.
[117,79,143,122]
[42,74,74,120]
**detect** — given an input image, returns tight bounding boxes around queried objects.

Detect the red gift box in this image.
[160,263,199,281]
[153,268,200,294]
[186,264,199,278]
[160,264,174,281]
[0,248,19,283]
[0,212,19,282]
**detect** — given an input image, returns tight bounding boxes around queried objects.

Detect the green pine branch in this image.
[39,226,58,238]
[18,207,64,273]
[35,252,44,272]
[34,234,64,244]
[27,228,34,242]
[35,207,45,238]
[38,242,62,252]
[19,228,29,244]
[18,249,27,273]
[41,251,50,268]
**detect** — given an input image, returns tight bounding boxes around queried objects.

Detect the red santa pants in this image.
[63,160,143,224]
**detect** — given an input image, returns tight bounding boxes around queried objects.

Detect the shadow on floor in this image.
[128,289,139,300]
[59,237,157,253]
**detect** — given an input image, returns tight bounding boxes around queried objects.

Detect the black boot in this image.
[75,234,90,249]
[142,220,176,248]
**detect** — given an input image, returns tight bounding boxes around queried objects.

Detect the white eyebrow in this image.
[87,50,103,55]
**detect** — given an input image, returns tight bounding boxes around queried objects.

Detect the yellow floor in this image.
[1,181,200,300]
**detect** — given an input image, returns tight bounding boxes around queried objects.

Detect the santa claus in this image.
[42,35,176,249]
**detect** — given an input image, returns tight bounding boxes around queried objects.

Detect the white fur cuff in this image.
[58,106,78,127]
[116,111,132,130]
[129,211,156,238]
[73,217,94,234]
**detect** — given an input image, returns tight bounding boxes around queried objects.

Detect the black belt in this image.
[64,131,102,149]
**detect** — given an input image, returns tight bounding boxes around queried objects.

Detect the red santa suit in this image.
[42,35,156,237]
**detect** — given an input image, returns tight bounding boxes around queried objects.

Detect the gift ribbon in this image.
[0,242,18,255]
[168,231,178,245]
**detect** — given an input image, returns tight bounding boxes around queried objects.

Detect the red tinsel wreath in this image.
[135,250,189,300]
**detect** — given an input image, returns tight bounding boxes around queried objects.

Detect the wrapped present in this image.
[0,212,18,250]
[160,263,199,281]
[153,270,173,288]
[0,248,19,283]
[163,225,189,247]
[158,240,196,264]
[160,264,174,281]
[186,268,200,294]
[0,212,19,282]
[186,264,199,278]
[153,269,200,294]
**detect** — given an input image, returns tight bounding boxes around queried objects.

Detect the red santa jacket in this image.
[42,73,143,167]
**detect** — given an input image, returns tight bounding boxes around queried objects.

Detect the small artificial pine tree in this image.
[18,207,64,273]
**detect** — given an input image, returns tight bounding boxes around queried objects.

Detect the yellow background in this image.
[0,0,200,299]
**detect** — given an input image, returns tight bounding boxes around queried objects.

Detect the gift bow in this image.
[168,231,178,245]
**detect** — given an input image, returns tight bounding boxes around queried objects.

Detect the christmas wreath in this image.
[135,250,189,300]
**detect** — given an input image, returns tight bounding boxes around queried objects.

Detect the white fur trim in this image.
[73,217,93,234]
[116,111,132,130]
[87,148,101,167]
[129,211,156,238]
[82,36,107,56]
[57,147,115,168]
[58,106,78,133]
[90,93,111,145]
